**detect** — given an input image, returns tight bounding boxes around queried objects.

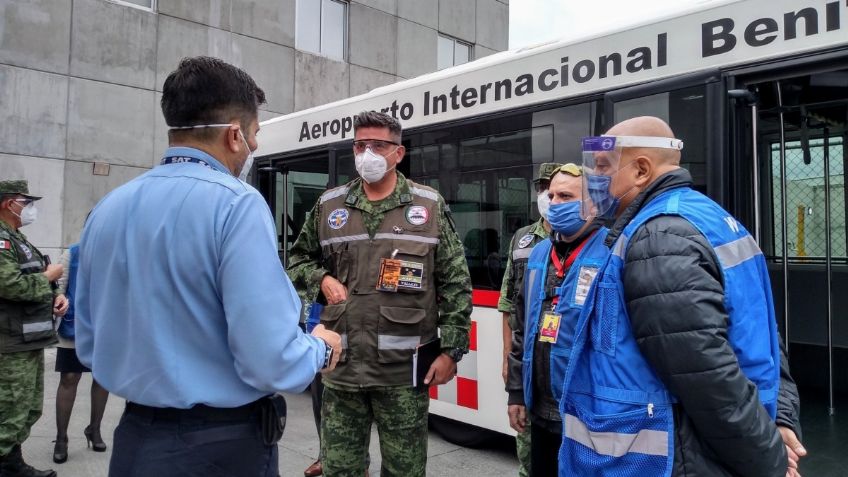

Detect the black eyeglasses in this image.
[352,139,400,154]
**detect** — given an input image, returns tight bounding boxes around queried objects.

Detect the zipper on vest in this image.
[647,403,654,418]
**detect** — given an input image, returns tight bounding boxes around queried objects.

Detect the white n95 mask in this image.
[355,148,394,184]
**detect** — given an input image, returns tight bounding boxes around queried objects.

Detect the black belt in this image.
[125,399,262,423]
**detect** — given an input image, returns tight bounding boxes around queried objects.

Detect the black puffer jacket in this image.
[608,169,799,476]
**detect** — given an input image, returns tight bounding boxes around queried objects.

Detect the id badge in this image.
[377,258,402,292]
[398,261,424,290]
[539,312,561,343]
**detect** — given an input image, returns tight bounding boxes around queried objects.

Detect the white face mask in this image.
[238,130,255,182]
[355,148,395,184]
[536,190,551,219]
[12,201,38,227]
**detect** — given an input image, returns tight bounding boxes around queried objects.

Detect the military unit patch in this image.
[19,243,32,259]
[405,205,429,225]
[0,240,9,250]
[328,208,349,230]
[517,234,534,249]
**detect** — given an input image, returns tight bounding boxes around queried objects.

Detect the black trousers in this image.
[530,419,561,477]
[109,406,278,477]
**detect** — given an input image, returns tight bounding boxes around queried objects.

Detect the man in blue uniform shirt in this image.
[74,56,342,477]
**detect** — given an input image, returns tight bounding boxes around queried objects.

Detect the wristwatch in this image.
[321,341,335,369]
[446,348,465,363]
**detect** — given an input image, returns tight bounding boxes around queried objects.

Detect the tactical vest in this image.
[0,229,57,353]
[521,229,608,412]
[505,221,546,312]
[559,187,781,477]
[317,180,441,387]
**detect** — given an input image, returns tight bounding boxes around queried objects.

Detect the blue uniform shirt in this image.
[75,146,326,408]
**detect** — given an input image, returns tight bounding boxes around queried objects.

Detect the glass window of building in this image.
[437,34,472,70]
[296,0,348,61]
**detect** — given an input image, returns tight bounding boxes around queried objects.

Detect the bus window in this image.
[613,85,708,193]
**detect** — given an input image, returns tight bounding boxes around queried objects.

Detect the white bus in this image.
[254,0,848,443]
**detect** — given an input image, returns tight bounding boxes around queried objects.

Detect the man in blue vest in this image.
[559,116,805,477]
[505,164,609,477]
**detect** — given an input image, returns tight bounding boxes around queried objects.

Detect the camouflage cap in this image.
[0,180,42,200]
[533,163,563,184]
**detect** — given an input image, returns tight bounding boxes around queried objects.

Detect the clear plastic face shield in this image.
[580,135,684,220]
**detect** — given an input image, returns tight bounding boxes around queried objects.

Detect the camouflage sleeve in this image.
[0,245,52,302]
[434,199,472,351]
[286,200,328,304]
[497,233,517,313]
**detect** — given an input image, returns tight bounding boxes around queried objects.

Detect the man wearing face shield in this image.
[288,110,471,477]
[497,162,560,477]
[73,57,342,477]
[504,164,610,477]
[0,180,65,477]
[559,116,804,477]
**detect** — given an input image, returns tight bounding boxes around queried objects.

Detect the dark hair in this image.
[161,56,266,141]
[354,111,402,141]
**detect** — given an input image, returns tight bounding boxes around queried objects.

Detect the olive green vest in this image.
[317,181,441,387]
[0,230,57,353]
[508,222,546,306]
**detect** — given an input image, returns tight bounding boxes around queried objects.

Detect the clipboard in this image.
[412,338,441,388]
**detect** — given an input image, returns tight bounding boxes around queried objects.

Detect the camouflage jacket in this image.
[497,219,549,320]
[287,173,472,351]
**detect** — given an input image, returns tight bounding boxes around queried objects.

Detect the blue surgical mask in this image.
[547,201,586,237]
[587,174,618,220]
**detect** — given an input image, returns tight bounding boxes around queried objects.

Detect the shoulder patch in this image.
[405,205,430,226]
[327,208,349,230]
[0,239,10,250]
[517,234,534,249]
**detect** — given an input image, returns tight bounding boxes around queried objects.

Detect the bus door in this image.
[732,65,848,415]
[256,154,331,266]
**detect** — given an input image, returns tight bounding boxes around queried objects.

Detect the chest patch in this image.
[19,243,32,260]
[405,205,429,226]
[517,234,534,249]
[328,208,349,230]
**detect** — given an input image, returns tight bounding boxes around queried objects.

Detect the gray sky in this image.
[510,0,721,49]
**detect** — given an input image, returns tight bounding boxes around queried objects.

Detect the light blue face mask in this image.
[546,200,586,237]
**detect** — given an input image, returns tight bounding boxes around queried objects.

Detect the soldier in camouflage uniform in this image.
[0,180,65,477]
[498,163,560,477]
[288,111,472,477]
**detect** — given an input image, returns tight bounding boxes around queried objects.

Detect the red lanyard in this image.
[549,231,595,306]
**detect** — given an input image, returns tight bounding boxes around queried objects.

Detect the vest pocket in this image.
[320,303,349,363]
[391,241,431,293]
[591,282,618,356]
[377,306,425,363]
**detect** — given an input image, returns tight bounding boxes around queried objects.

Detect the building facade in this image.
[0,0,508,256]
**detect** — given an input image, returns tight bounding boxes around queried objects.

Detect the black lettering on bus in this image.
[784,8,819,39]
[450,85,462,110]
[658,33,667,66]
[626,47,653,73]
[515,74,534,95]
[311,123,321,139]
[573,59,595,83]
[745,18,779,46]
[538,69,558,91]
[341,116,352,138]
[299,121,311,142]
[400,102,413,120]
[432,92,448,114]
[702,18,736,57]
[560,57,569,87]
[461,87,478,107]
[330,119,341,135]
[480,83,493,104]
[599,53,621,79]
[826,1,840,31]
[322,121,330,137]
[389,100,400,118]
[380,106,391,114]
[494,79,512,101]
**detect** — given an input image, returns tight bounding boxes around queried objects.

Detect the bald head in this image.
[608,116,680,165]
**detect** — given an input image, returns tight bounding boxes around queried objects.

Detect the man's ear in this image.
[633,155,652,187]
[225,126,241,154]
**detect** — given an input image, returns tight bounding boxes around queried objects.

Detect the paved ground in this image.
[21,348,519,477]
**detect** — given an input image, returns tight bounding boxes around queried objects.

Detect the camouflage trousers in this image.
[321,384,429,477]
[0,350,44,457]
[516,422,531,477]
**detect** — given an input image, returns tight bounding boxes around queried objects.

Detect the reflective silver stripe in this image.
[714,234,761,269]
[612,236,628,258]
[525,268,537,319]
[320,186,350,204]
[373,233,439,245]
[512,248,532,260]
[378,335,421,350]
[23,321,53,334]
[319,234,370,247]
[19,261,42,271]
[410,186,439,202]
[564,413,668,457]
[340,334,348,349]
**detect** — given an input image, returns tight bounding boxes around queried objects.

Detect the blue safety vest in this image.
[558,187,781,477]
[521,228,609,410]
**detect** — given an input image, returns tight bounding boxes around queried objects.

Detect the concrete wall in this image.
[0,0,508,249]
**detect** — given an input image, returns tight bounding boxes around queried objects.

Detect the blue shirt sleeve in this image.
[218,191,325,392]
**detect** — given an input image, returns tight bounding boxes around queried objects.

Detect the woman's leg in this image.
[55,372,82,440]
